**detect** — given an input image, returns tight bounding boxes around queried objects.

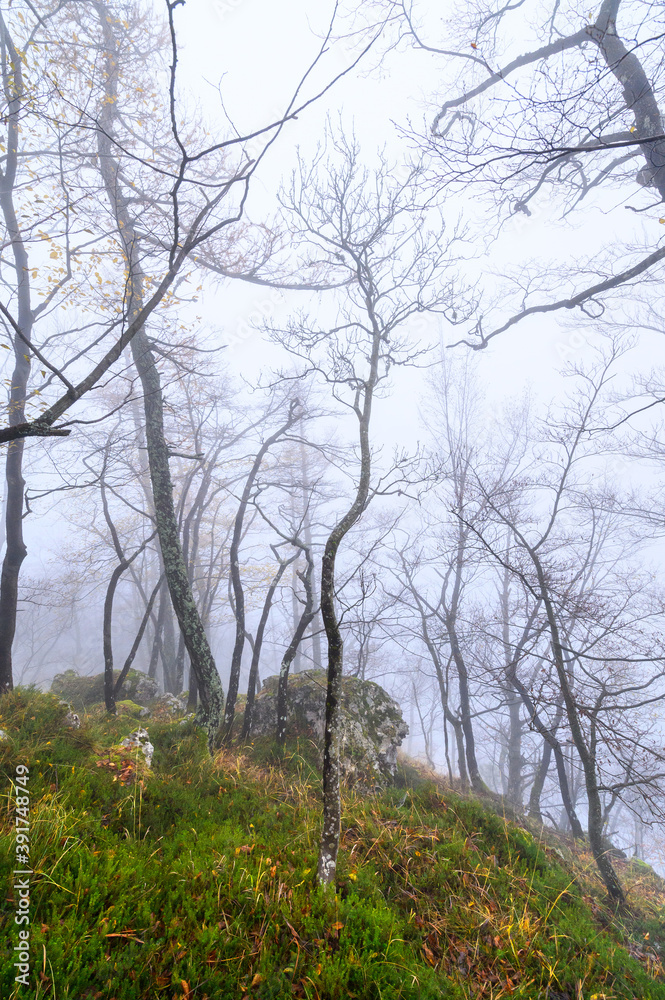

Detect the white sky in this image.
[170,0,665,436]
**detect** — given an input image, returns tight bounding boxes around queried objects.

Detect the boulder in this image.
[250,670,408,784]
[151,692,187,717]
[50,669,161,710]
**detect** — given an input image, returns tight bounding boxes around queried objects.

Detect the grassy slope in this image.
[1,689,664,1000]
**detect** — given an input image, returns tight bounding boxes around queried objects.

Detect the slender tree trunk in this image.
[401,565,470,789]
[222,406,299,740]
[241,554,293,740]
[317,312,382,887]
[103,548,158,713]
[160,594,178,694]
[149,579,169,681]
[187,668,198,712]
[508,664,584,837]
[96,16,225,744]
[505,692,523,806]
[299,432,322,671]
[530,547,624,902]
[114,575,162,698]
[529,738,552,821]
[290,564,303,673]
[528,703,560,821]
[0,20,32,693]
[277,547,315,745]
[446,614,486,793]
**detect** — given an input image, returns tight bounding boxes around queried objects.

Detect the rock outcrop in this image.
[250,670,408,784]
[50,669,160,709]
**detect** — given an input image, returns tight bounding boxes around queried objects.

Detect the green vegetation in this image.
[1,688,664,999]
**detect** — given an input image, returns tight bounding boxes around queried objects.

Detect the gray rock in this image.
[128,673,160,705]
[58,700,81,729]
[251,670,408,784]
[0,728,8,742]
[152,692,187,716]
[120,728,154,768]
[50,669,160,709]
[138,706,151,719]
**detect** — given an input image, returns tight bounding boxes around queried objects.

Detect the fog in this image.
[1,0,665,894]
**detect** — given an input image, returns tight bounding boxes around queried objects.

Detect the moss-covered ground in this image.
[1,688,664,999]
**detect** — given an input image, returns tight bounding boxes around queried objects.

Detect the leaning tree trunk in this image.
[528,737,553,822]
[508,663,584,838]
[447,622,487,793]
[102,534,156,714]
[590,0,665,200]
[241,553,294,740]
[96,19,225,745]
[277,546,315,745]
[222,407,300,741]
[532,548,625,903]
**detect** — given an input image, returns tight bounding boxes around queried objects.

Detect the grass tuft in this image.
[1,687,664,999]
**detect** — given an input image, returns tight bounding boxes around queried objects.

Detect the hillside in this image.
[1,689,664,1000]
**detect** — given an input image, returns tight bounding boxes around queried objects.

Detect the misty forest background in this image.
[1,0,665,894]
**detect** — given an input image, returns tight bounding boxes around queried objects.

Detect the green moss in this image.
[1,686,663,999]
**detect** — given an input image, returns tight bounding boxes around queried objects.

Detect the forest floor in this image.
[1,688,664,1000]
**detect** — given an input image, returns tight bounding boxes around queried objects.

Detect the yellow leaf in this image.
[659,219,665,224]
[630,126,636,133]
[331,921,344,931]
[251,974,263,987]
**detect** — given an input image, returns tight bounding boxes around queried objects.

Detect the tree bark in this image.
[0,18,32,694]
[277,546,315,745]
[241,552,294,740]
[96,13,225,744]
[528,737,553,822]
[317,311,382,886]
[589,0,665,200]
[529,545,625,902]
[508,662,584,838]
[222,405,300,741]
[102,543,157,714]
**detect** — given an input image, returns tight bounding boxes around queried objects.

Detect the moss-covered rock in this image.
[251,670,408,784]
[50,669,160,709]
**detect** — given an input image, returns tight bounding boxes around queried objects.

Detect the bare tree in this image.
[460,343,665,902]
[363,0,665,346]
[271,133,463,885]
